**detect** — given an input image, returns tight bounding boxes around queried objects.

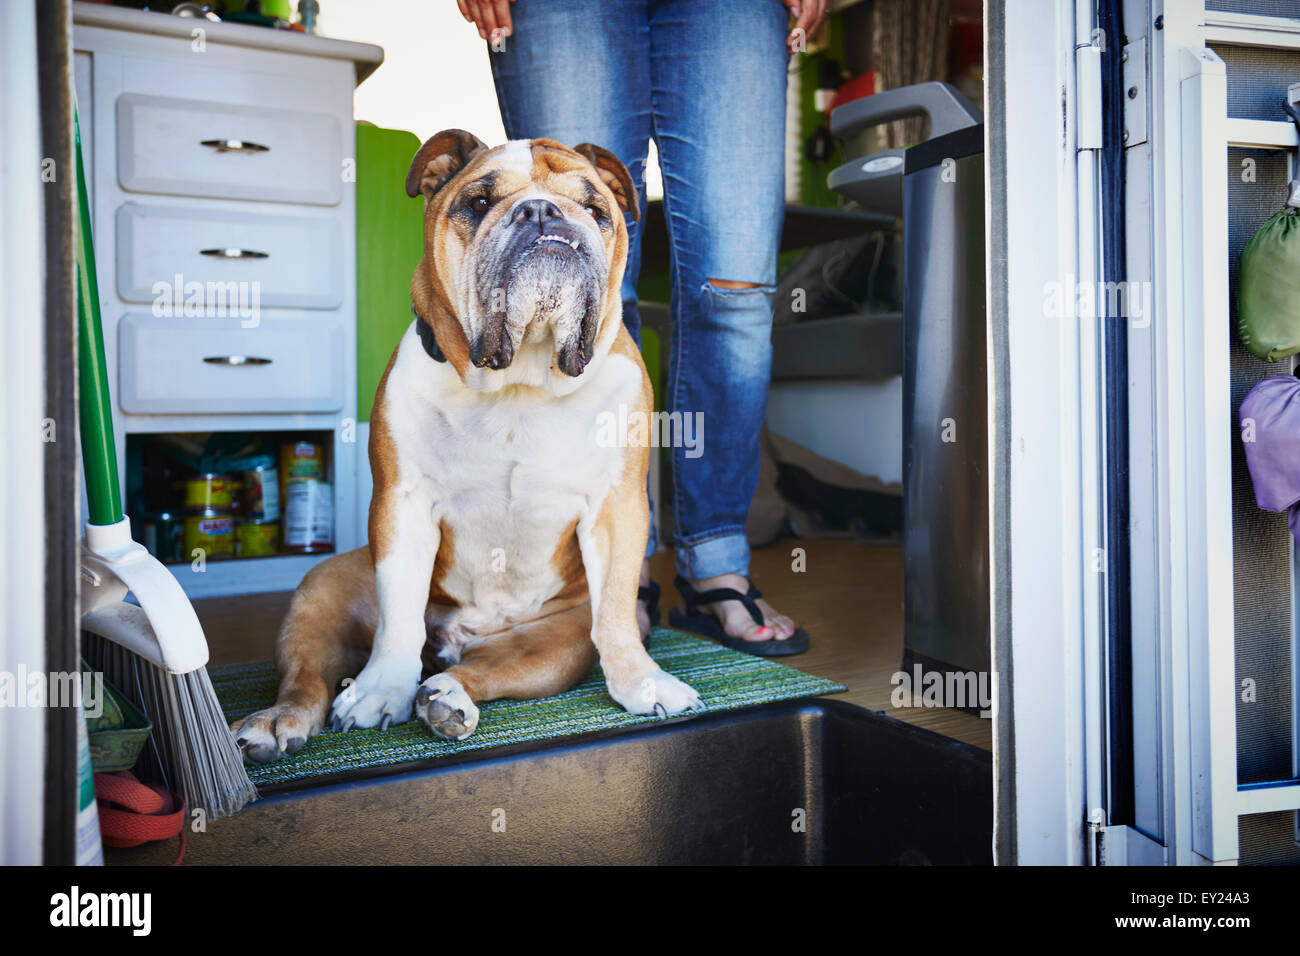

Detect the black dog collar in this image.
[411,303,447,363]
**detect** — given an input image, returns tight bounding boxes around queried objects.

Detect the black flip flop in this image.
[637,579,661,646]
[668,574,810,656]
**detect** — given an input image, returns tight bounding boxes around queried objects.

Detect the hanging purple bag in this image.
[1239,375,1300,543]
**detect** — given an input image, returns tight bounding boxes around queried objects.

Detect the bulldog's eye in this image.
[468,196,491,217]
[585,204,607,223]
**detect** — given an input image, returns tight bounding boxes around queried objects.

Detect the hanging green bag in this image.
[1238,207,1300,362]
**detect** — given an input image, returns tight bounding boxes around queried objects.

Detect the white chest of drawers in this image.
[73,2,382,598]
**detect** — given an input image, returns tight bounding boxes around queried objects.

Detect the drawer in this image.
[117,93,342,205]
[116,203,342,310]
[118,314,345,414]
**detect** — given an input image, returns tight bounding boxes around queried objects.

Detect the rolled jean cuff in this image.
[674,528,750,581]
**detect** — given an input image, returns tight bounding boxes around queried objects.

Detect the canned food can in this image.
[238,466,280,523]
[284,478,333,553]
[235,519,280,558]
[280,441,324,487]
[183,473,235,512]
[184,510,235,559]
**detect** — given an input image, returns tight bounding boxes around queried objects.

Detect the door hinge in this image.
[1089,809,1170,865]
[1077,43,1104,150]
[1122,37,1148,148]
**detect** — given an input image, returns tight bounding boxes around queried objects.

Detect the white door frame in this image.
[989,0,1102,865]
[1142,0,1300,865]
[996,0,1300,865]
[0,0,49,866]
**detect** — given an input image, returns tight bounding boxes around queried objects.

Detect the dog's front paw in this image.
[329,660,420,732]
[414,673,480,740]
[231,704,322,763]
[607,667,704,717]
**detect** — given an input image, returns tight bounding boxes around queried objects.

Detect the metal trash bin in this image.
[829,83,990,683]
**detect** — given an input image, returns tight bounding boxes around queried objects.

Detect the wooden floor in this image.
[197,537,991,751]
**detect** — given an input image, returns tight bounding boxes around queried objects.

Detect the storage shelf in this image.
[164,551,337,599]
[74,16,366,600]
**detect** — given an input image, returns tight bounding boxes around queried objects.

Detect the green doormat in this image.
[213,628,846,786]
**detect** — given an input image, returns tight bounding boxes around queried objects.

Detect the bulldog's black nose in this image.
[470,333,514,370]
[512,198,564,227]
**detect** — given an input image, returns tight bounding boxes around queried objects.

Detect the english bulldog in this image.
[231,131,702,762]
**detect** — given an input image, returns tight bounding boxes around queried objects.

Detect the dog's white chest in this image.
[380,327,641,630]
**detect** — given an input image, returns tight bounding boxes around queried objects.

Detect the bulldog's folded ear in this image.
[573,143,640,223]
[406,129,488,200]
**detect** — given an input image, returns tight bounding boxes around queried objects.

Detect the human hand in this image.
[456,0,516,43]
[782,0,828,53]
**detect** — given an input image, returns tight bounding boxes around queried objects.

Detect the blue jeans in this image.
[489,0,788,580]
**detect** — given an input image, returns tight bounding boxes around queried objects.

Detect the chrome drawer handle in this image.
[203,355,272,367]
[200,138,269,153]
[199,247,269,259]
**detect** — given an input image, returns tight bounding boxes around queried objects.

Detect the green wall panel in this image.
[356,123,425,422]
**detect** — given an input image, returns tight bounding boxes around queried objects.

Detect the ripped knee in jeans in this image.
[706,278,764,290]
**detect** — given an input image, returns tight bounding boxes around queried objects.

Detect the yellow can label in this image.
[235,521,280,557]
[184,475,235,511]
[184,514,234,557]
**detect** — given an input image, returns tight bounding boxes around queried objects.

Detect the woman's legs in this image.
[648,0,796,641]
[488,0,662,608]
[490,0,799,643]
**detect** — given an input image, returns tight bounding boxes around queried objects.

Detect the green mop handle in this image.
[74,106,124,527]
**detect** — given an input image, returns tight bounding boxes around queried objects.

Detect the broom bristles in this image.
[84,633,257,819]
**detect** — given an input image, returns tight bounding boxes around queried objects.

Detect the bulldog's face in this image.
[407,131,638,394]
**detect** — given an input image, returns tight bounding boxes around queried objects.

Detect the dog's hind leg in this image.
[413,602,597,740]
[231,548,377,763]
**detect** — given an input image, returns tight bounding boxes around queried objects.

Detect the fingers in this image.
[794,2,816,46]
[785,0,808,53]
[787,0,827,52]
[476,0,499,39]
[474,0,513,44]
[463,0,502,41]
[463,0,487,38]
[808,0,828,38]
[491,0,514,37]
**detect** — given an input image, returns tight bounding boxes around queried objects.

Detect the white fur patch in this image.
[414,673,479,740]
[499,139,534,173]
[380,322,642,639]
[606,666,704,717]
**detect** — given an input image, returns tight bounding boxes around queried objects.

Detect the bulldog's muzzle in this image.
[473,196,605,377]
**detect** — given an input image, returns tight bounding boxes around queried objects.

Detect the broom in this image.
[73,104,256,820]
